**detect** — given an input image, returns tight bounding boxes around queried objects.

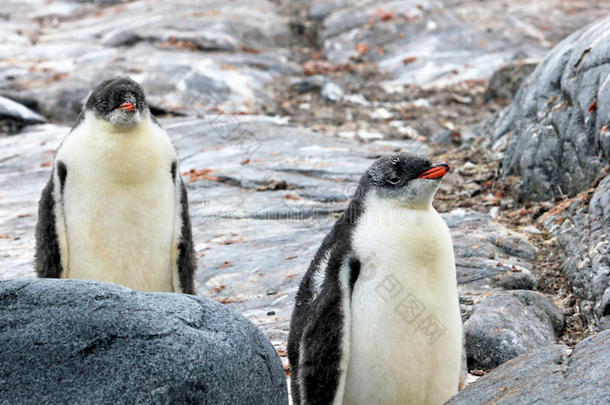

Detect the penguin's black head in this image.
[85,77,147,128]
[360,153,450,207]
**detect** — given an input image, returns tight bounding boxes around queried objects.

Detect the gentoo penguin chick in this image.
[288,153,462,405]
[35,77,197,294]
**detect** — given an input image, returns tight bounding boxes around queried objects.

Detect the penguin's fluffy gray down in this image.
[288,153,463,404]
[35,77,197,294]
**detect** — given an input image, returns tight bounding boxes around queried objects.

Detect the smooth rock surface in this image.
[0,279,288,404]
[313,0,607,89]
[447,330,610,404]
[464,291,564,371]
[494,17,610,201]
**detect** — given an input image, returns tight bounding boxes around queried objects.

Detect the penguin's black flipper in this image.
[176,177,197,294]
[299,283,346,404]
[35,167,65,278]
[289,255,360,405]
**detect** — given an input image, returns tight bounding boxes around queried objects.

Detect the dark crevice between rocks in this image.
[0,118,32,135]
[573,47,591,69]
[77,334,118,358]
[277,1,321,51]
[149,104,183,118]
[557,347,573,378]
[210,175,301,192]
[528,230,591,347]
[574,57,610,75]
[287,19,320,50]
[103,32,242,54]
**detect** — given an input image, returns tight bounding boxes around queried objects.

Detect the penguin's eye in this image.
[388,177,401,185]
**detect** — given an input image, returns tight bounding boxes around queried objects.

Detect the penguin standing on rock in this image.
[288,153,463,404]
[35,77,197,294]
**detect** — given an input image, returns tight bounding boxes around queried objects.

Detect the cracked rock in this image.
[494,17,610,201]
[447,330,610,404]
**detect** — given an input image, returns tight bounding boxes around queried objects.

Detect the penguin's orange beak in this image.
[118,102,136,112]
[417,163,450,179]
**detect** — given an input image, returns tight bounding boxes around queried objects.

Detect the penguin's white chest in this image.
[344,201,462,405]
[56,117,178,292]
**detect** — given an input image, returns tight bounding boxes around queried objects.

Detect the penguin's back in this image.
[56,114,178,292]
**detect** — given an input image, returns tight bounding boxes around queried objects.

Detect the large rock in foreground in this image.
[464,291,563,371]
[494,17,610,201]
[446,330,610,404]
[0,279,288,404]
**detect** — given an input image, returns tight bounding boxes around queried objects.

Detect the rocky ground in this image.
[1,0,608,400]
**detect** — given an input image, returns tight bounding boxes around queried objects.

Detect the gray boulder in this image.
[0,279,288,405]
[494,17,610,201]
[443,209,538,296]
[464,291,563,371]
[431,129,461,146]
[485,59,538,102]
[447,330,610,404]
[0,95,46,134]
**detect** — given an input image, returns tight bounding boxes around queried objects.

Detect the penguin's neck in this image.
[83,110,150,136]
[76,111,170,183]
[352,193,455,286]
